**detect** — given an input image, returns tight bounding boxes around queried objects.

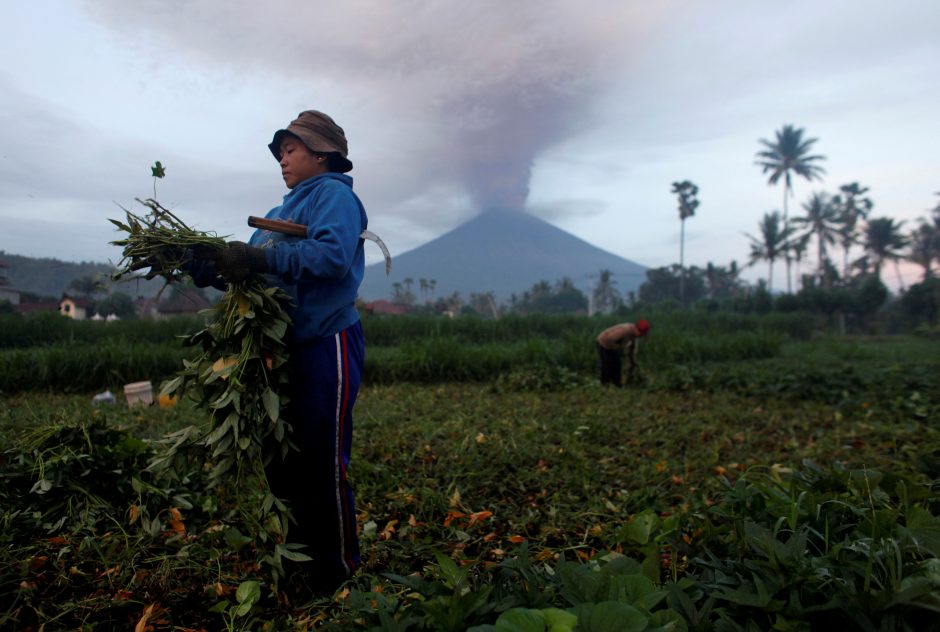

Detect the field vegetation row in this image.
[1,312,939,630]
[0,310,804,394]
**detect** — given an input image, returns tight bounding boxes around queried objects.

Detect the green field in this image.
[1,313,939,630]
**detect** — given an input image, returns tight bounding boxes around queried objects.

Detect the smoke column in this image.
[85,1,660,213]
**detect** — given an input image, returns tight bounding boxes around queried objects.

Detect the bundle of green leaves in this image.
[110,198,301,578]
[110,198,227,283]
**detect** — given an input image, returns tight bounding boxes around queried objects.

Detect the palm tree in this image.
[864,217,908,290]
[727,260,742,298]
[755,125,826,292]
[745,211,792,293]
[832,182,873,282]
[591,269,621,314]
[67,275,107,299]
[906,197,940,281]
[788,231,812,290]
[704,263,720,300]
[402,277,415,305]
[907,221,937,281]
[792,192,840,289]
[671,180,700,304]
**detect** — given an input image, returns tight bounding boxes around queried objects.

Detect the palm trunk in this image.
[893,260,905,293]
[783,185,792,293]
[817,236,823,287]
[679,219,686,305]
[842,244,849,287]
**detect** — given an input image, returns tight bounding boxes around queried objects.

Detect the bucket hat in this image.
[268,110,353,173]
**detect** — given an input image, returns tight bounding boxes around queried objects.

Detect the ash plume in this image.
[83,1,660,216]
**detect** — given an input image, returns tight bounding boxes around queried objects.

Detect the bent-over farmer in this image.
[596,319,650,386]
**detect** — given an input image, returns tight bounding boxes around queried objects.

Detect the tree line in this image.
[6,124,936,333]
[387,124,938,333]
[654,124,939,332]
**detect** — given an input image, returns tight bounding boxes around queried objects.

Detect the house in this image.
[362,299,409,315]
[14,301,59,316]
[153,289,213,319]
[59,295,94,320]
[135,296,160,319]
[0,260,20,306]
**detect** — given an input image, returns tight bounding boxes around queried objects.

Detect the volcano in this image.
[358,210,647,304]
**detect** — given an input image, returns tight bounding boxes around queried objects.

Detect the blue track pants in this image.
[266,321,363,591]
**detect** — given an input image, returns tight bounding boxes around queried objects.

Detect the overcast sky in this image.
[2,0,938,292]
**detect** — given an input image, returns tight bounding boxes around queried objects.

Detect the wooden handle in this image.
[247,216,307,237]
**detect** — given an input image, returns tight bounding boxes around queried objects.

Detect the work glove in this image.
[181,251,227,290]
[211,241,269,283]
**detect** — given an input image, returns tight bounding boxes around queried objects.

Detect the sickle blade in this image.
[360,229,392,276]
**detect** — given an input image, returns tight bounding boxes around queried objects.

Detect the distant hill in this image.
[4,211,649,305]
[0,251,165,300]
[358,210,648,303]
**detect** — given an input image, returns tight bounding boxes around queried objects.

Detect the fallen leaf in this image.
[97,565,122,580]
[135,603,158,632]
[535,549,556,562]
[379,520,398,540]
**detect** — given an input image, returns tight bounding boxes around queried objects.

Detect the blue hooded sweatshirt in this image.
[249,173,367,344]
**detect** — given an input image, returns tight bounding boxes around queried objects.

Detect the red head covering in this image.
[636,319,650,335]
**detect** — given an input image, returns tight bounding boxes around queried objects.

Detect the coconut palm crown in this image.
[755,124,826,292]
[755,125,827,195]
[793,192,840,288]
[864,217,909,290]
[746,210,792,293]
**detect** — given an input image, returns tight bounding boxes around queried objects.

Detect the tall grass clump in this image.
[0,312,204,349]
[362,325,784,384]
[362,310,812,347]
[366,338,515,383]
[361,313,595,345]
[0,341,187,393]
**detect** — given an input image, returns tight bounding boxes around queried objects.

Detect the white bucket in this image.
[124,381,154,407]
